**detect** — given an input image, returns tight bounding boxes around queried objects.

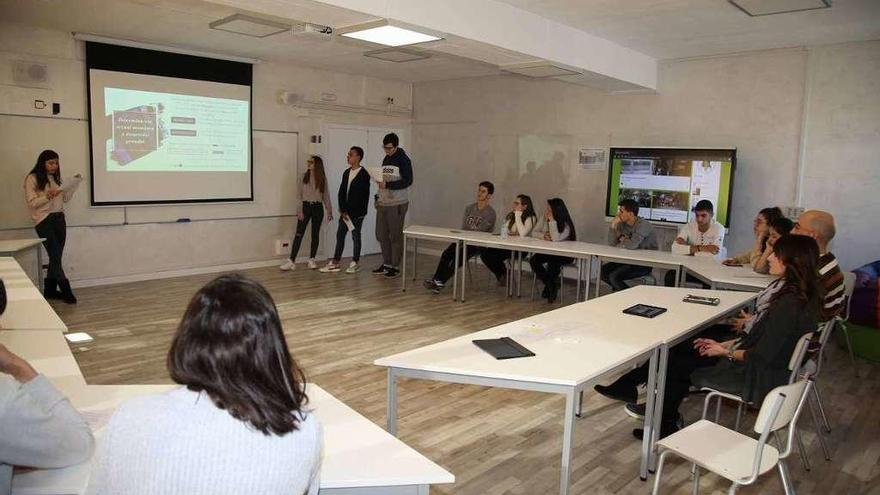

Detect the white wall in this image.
[411,42,880,270]
[0,22,412,285]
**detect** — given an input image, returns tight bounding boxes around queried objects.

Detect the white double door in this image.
[322,125,406,260]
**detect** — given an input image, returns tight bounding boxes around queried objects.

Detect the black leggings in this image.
[289,202,324,260]
[529,254,574,289]
[432,243,480,284]
[35,212,67,281]
[479,248,512,280]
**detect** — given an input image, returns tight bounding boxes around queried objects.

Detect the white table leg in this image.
[560,387,577,495]
[402,234,408,292]
[460,241,467,303]
[584,256,593,300]
[36,245,44,292]
[517,251,523,298]
[412,238,419,281]
[675,265,683,287]
[453,241,460,302]
[576,259,583,302]
[387,368,398,435]
[649,345,669,472]
[640,347,660,480]
[594,257,602,299]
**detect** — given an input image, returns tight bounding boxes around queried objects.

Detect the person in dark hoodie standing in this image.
[373,133,413,279]
[320,147,371,274]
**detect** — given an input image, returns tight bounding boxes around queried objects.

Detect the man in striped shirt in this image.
[793,209,845,321]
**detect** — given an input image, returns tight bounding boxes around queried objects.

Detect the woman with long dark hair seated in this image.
[529,198,577,303]
[635,234,822,439]
[87,274,321,494]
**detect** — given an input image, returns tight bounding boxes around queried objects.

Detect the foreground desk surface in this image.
[0,239,44,254]
[0,258,66,332]
[4,330,453,495]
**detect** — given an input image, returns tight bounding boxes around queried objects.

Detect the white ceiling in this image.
[497,0,880,60]
[0,0,526,82]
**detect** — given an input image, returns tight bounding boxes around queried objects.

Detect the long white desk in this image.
[0,258,67,332]
[0,239,44,291]
[401,225,774,302]
[375,286,756,495]
[4,330,454,494]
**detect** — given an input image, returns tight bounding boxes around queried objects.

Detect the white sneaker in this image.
[345,261,360,274]
[307,259,318,270]
[319,262,341,273]
[279,260,296,271]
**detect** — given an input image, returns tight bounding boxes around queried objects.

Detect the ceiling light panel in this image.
[341,25,441,47]
[209,14,290,38]
[501,64,581,78]
[728,0,831,17]
[364,48,431,63]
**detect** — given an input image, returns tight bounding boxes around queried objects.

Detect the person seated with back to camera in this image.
[479,194,538,286]
[601,198,659,291]
[86,274,322,495]
[664,199,725,287]
[0,279,95,494]
[424,181,497,294]
[753,216,794,274]
[529,198,577,303]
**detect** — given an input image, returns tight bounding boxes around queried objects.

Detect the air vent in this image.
[729,0,831,17]
[209,14,290,38]
[364,48,431,63]
[500,63,581,78]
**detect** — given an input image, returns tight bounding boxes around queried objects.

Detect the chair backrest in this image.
[843,271,856,320]
[787,332,814,382]
[753,379,812,435]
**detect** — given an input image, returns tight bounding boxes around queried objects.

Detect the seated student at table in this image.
[87,274,321,495]
[601,198,659,291]
[424,181,497,294]
[722,206,783,269]
[632,234,821,439]
[0,278,94,492]
[753,216,793,274]
[529,198,576,303]
[479,194,538,284]
[664,199,725,287]
[792,209,845,322]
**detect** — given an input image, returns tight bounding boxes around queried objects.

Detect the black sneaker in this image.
[632,415,683,440]
[431,281,444,294]
[593,383,638,404]
[624,402,646,420]
[384,267,400,279]
[424,279,438,290]
[372,265,389,275]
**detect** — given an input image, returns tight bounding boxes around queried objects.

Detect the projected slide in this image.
[104,88,249,172]
[606,148,735,226]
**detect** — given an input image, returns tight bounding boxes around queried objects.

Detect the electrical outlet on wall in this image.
[783,206,804,219]
[275,239,291,255]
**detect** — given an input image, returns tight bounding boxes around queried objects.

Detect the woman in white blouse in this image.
[480,194,537,284]
[530,198,577,303]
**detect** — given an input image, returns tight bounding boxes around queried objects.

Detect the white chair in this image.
[836,271,859,377]
[700,330,826,471]
[652,378,814,495]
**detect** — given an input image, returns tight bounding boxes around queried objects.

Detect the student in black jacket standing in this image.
[373,133,413,279]
[320,147,371,274]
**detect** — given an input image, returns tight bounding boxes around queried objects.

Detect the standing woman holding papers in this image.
[281,156,332,271]
[23,150,81,304]
[480,194,537,284]
[529,198,577,303]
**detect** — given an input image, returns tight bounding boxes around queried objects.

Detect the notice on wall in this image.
[577,148,606,170]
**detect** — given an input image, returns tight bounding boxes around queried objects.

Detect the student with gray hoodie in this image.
[373,133,413,279]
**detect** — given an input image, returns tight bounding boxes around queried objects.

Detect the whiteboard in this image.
[0,115,298,228]
[0,115,124,229]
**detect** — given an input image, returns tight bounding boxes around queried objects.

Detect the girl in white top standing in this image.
[23,150,81,304]
[87,274,322,495]
[530,198,577,303]
[281,156,333,271]
[479,194,537,284]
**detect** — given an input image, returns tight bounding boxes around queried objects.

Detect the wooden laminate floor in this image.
[55,253,880,494]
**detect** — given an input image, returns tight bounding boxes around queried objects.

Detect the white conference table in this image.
[375,286,756,495]
[401,225,772,302]
[0,239,45,291]
[0,258,67,332]
[3,329,453,495]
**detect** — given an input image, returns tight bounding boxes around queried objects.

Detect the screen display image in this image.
[606,147,736,227]
[86,42,253,206]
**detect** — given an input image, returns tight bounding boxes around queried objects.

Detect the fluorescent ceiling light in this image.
[209,14,290,38]
[501,63,581,78]
[342,25,441,47]
[728,0,831,17]
[363,48,431,63]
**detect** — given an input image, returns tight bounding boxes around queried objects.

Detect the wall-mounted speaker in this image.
[12,61,51,88]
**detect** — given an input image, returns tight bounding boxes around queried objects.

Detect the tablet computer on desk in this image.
[622,304,667,318]
[473,337,535,359]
